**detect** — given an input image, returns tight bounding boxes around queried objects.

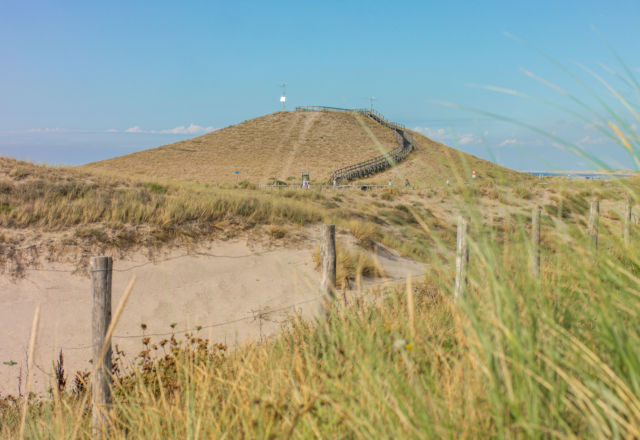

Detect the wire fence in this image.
[32,275,407,356]
[51,294,324,352]
[15,249,279,276]
[13,289,327,391]
[29,279,408,386]
[16,248,412,357]
[5,249,320,360]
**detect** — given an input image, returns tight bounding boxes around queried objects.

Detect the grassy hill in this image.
[82,110,525,187]
[83,111,400,185]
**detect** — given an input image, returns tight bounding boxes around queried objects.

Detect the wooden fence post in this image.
[321,225,337,304]
[624,198,632,246]
[90,256,113,436]
[454,216,469,300]
[531,207,541,278]
[588,200,599,249]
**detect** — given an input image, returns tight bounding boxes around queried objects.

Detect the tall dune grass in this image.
[0,158,324,251]
[2,180,640,438]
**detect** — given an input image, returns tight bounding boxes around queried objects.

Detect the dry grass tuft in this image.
[312,240,384,289]
[346,219,378,249]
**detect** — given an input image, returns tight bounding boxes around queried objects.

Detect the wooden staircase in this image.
[294,106,413,183]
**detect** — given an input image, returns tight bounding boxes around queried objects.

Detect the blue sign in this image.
[235,170,239,174]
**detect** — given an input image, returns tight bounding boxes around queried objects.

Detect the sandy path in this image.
[264,111,304,180]
[280,111,320,179]
[0,239,426,397]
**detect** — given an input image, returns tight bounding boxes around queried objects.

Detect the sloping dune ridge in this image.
[82,110,522,185]
[83,111,397,184]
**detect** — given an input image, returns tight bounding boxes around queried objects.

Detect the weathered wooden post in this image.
[454,216,469,300]
[321,225,337,304]
[588,200,599,249]
[531,207,541,278]
[624,198,632,246]
[90,256,113,436]
[18,305,40,439]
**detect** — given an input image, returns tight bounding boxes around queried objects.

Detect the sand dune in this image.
[0,237,425,396]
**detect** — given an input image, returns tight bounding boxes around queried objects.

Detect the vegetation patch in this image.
[313,240,384,289]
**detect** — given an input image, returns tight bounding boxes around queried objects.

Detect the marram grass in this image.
[3,204,640,438]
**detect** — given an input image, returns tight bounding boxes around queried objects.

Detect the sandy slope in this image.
[82,111,399,184]
[0,239,425,396]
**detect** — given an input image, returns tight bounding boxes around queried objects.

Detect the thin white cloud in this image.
[498,138,518,147]
[414,126,477,145]
[0,127,88,134]
[1,124,216,135]
[414,127,449,139]
[159,124,215,134]
[27,128,80,133]
[124,123,215,135]
[458,134,475,145]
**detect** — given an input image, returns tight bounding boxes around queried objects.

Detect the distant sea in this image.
[525,171,636,180]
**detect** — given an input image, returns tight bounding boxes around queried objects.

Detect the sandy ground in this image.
[0,238,425,397]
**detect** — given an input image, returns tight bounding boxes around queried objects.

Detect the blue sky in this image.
[1,0,639,170]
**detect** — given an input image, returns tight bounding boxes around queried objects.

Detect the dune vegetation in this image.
[2,170,640,437]
[0,157,322,266]
[1,153,637,276]
[0,150,522,274]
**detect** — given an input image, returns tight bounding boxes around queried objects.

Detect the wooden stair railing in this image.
[295,106,413,183]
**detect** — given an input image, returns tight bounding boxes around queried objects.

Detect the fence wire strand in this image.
[46,295,323,352]
[16,249,277,275]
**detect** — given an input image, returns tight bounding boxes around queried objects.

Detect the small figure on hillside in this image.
[472,170,477,179]
[333,179,337,188]
[405,178,410,187]
[446,179,450,186]
[388,180,393,187]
